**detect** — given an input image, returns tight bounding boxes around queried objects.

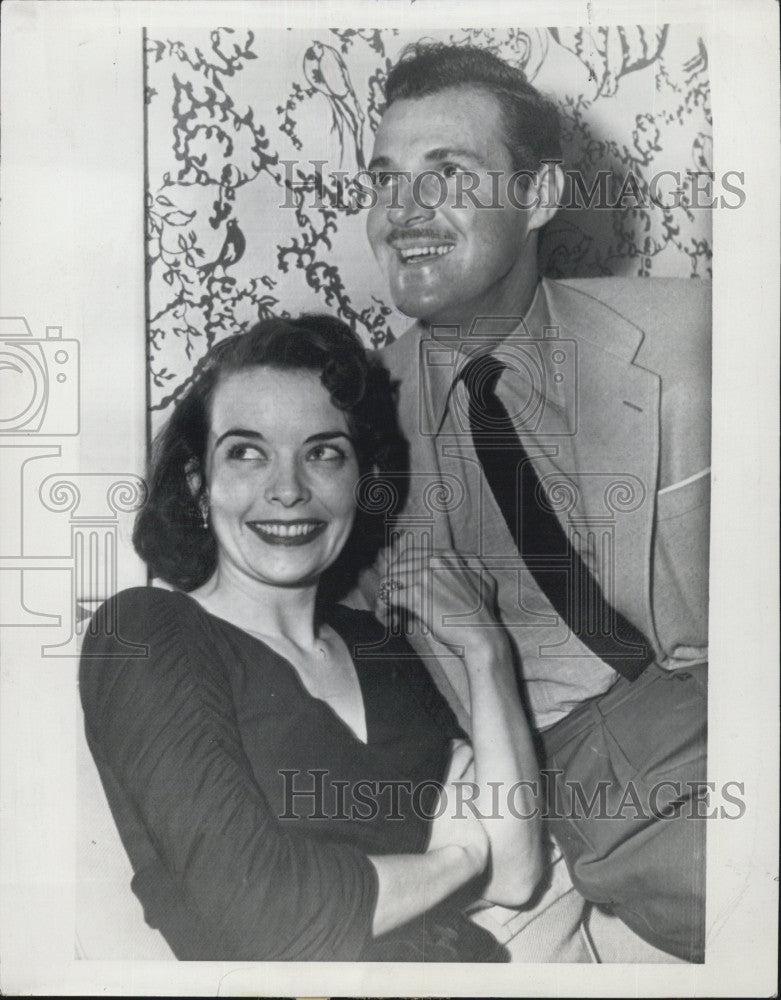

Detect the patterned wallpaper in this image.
[145,25,711,431]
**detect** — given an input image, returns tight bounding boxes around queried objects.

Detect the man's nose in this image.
[386,173,436,227]
[263,460,311,506]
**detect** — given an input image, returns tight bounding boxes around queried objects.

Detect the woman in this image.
[80,314,542,962]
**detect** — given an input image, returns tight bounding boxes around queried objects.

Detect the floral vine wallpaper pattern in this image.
[145,25,711,430]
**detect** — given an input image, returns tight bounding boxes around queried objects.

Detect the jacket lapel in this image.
[382,277,664,650]
[541,280,661,645]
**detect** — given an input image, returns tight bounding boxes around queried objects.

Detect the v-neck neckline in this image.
[173,590,371,745]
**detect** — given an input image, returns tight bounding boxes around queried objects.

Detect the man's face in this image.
[367,86,539,331]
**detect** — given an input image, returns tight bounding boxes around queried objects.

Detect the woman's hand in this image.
[383,546,510,668]
[425,740,488,876]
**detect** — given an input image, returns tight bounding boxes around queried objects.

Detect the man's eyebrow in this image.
[367,154,392,172]
[214,428,265,448]
[424,146,488,166]
[367,148,490,173]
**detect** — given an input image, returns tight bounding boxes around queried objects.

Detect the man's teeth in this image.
[399,245,454,261]
[253,523,320,537]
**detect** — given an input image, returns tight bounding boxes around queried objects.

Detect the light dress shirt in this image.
[370,278,710,731]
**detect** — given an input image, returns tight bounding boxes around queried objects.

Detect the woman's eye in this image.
[226,443,267,461]
[306,443,345,463]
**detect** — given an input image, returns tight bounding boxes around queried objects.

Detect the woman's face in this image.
[202,366,360,591]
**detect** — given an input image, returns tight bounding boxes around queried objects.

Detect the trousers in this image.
[540,662,707,962]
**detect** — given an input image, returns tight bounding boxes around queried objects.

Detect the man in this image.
[362,42,708,963]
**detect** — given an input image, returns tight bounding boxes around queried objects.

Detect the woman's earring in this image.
[199,496,210,531]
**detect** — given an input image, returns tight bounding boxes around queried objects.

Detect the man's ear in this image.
[526,161,564,233]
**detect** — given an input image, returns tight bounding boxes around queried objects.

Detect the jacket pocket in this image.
[656,470,709,521]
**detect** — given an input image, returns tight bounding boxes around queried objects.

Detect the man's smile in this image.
[388,230,457,266]
[396,244,456,264]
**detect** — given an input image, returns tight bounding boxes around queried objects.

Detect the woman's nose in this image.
[386,173,436,227]
[263,461,311,506]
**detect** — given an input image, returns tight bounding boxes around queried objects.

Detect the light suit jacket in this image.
[364,277,711,730]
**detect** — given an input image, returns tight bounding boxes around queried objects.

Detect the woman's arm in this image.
[459,638,544,903]
[370,845,481,936]
[81,588,491,956]
[368,742,489,935]
[80,589,378,961]
[386,550,544,906]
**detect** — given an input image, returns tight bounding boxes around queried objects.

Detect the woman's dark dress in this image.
[79,587,508,962]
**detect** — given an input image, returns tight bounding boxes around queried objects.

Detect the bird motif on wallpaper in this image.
[303,41,366,169]
[550,25,668,99]
[682,37,708,80]
[198,218,246,279]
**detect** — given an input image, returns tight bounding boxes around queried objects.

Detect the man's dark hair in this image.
[133,314,406,594]
[384,42,562,171]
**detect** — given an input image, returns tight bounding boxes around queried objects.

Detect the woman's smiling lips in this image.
[246,520,327,546]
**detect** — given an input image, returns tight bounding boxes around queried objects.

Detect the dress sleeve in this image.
[79,588,378,961]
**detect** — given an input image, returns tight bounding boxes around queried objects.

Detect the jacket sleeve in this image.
[79,588,378,961]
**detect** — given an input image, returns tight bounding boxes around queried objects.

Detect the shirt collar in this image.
[417,279,558,437]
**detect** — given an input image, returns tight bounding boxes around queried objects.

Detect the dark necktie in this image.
[460,354,652,681]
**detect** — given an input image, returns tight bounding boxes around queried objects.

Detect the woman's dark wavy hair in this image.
[384,42,562,172]
[134,314,407,597]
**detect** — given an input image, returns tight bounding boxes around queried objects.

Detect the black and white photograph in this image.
[0,1,778,996]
